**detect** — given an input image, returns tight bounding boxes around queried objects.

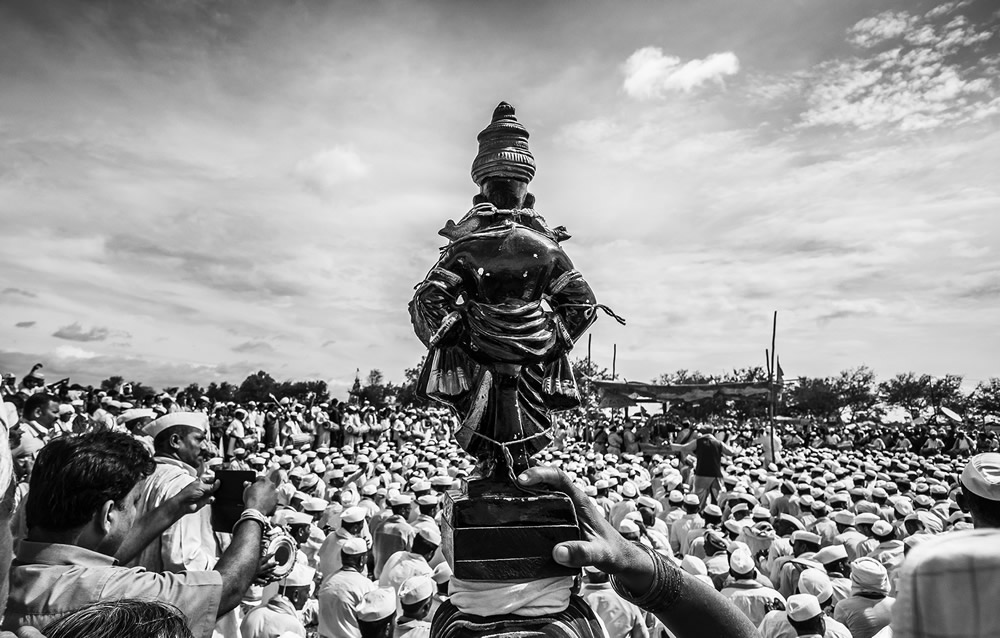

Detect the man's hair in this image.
[43,599,194,638]
[788,615,824,637]
[342,550,367,570]
[358,617,394,638]
[401,599,431,620]
[153,425,201,453]
[961,484,1000,528]
[23,392,53,419]
[411,534,438,558]
[26,432,155,532]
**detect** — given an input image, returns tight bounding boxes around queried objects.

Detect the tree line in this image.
[95,361,1000,423]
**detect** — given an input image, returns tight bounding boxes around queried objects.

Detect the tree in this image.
[785,377,841,420]
[395,357,429,408]
[968,378,1000,417]
[925,374,965,411]
[237,370,277,404]
[126,380,156,403]
[834,366,877,411]
[357,369,390,408]
[878,372,931,408]
[100,376,124,393]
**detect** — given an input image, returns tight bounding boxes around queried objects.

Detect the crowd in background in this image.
[0,362,997,638]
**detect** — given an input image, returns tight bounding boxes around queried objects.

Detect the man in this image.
[757,570,852,638]
[394,575,436,637]
[721,547,785,626]
[579,566,648,638]
[671,424,737,507]
[812,545,852,605]
[318,506,369,580]
[2,431,277,638]
[373,494,416,579]
[239,593,306,638]
[356,588,396,638]
[785,595,829,638]
[832,557,894,638]
[17,392,58,443]
[890,452,1000,638]
[379,527,438,595]
[831,511,867,561]
[318,537,376,638]
[668,494,703,556]
[776,531,823,599]
[131,413,218,574]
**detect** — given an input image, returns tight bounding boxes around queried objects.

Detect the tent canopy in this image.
[591,379,772,409]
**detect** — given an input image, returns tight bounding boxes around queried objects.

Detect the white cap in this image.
[682,493,700,506]
[431,561,452,584]
[302,498,328,513]
[355,588,395,622]
[143,412,208,438]
[398,575,435,605]
[791,530,821,546]
[786,594,822,622]
[416,526,442,547]
[120,408,155,424]
[618,519,639,535]
[388,493,413,507]
[798,568,833,601]
[341,506,367,524]
[813,545,848,565]
[281,562,315,587]
[680,555,707,576]
[728,547,755,576]
[961,453,1000,501]
[341,537,368,555]
[417,494,439,506]
[284,511,312,526]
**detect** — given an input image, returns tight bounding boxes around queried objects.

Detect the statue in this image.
[409,102,622,636]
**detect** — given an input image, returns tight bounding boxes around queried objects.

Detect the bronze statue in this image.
[410,101,621,483]
[409,103,622,636]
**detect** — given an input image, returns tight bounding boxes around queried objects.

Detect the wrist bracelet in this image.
[610,541,683,613]
[234,508,268,533]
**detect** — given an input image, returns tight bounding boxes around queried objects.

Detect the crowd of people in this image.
[0,363,997,638]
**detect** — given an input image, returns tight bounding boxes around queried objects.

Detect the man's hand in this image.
[171,478,219,517]
[516,466,653,586]
[244,478,278,516]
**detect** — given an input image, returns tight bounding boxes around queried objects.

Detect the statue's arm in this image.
[546,256,598,343]
[409,261,465,348]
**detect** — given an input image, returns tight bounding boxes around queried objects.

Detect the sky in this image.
[1,0,999,395]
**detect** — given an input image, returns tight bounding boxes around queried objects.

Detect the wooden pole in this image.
[768,312,778,466]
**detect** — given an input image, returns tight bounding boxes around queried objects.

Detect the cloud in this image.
[623,48,739,99]
[800,6,1000,131]
[294,146,369,196]
[847,11,916,48]
[14,321,35,328]
[52,323,110,342]
[232,340,275,354]
[2,288,36,298]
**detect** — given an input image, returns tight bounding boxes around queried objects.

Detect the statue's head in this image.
[472,102,536,210]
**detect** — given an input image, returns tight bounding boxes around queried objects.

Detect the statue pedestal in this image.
[441,477,580,581]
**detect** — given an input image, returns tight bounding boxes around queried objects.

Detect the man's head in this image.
[786,594,825,637]
[26,431,155,556]
[341,537,368,570]
[43,599,193,638]
[398,575,435,621]
[356,587,396,638]
[958,453,1000,528]
[791,531,821,557]
[411,527,441,562]
[341,506,367,536]
[146,413,210,468]
[23,392,58,428]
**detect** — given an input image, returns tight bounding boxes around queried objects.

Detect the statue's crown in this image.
[471,102,536,186]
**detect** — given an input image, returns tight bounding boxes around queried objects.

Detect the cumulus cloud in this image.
[623,48,739,99]
[847,11,916,48]
[14,321,35,328]
[294,146,369,196]
[52,323,111,342]
[801,6,1000,131]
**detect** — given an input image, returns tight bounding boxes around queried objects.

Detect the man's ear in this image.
[96,499,115,535]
